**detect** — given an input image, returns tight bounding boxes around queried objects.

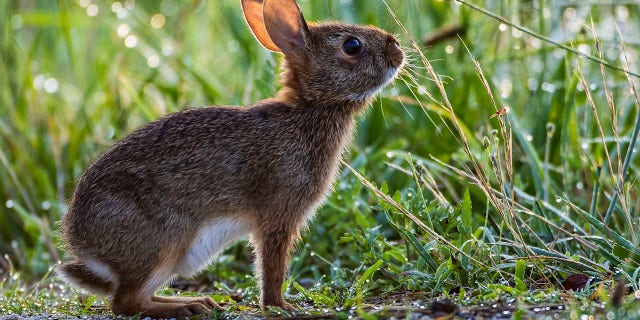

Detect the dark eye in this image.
[342,38,363,56]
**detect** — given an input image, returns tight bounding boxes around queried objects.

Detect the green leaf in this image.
[461,188,472,238]
[515,259,526,292]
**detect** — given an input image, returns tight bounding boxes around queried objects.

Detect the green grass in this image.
[1,0,640,318]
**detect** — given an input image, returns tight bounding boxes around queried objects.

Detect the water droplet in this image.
[78,0,91,8]
[41,201,51,210]
[111,2,123,13]
[124,34,138,48]
[86,4,99,16]
[499,23,507,32]
[445,45,454,54]
[117,23,130,38]
[616,6,629,21]
[526,135,533,142]
[6,199,15,208]
[33,74,46,90]
[577,44,591,56]
[541,82,556,93]
[150,13,166,29]
[117,8,129,19]
[512,29,523,38]
[147,55,160,68]
[564,7,577,20]
[161,43,174,56]
[44,78,59,93]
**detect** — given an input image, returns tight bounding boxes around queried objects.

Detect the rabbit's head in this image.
[242,0,405,106]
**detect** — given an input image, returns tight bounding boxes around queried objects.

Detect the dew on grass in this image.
[512,29,523,38]
[151,14,166,29]
[41,201,51,210]
[86,4,99,17]
[445,45,454,54]
[44,78,59,93]
[111,2,122,13]
[78,0,90,8]
[577,44,591,56]
[147,55,160,68]
[161,44,174,56]
[499,23,507,32]
[124,35,138,48]
[564,7,577,20]
[541,82,556,93]
[616,6,629,21]
[116,23,130,38]
[6,199,15,208]
[116,8,128,19]
[526,135,533,142]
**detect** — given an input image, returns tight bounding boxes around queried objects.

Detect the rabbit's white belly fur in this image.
[174,217,254,276]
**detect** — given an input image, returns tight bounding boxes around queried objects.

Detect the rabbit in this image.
[57,0,404,318]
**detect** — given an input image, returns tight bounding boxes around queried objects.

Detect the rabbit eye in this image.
[342,38,363,56]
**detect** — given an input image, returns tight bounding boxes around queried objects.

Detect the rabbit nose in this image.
[386,35,404,68]
[386,35,401,49]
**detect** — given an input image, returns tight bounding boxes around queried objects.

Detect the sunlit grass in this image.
[1,0,640,318]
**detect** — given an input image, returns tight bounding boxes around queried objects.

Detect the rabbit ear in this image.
[262,0,308,55]
[241,0,281,52]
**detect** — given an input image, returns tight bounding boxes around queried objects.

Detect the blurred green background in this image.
[1,0,639,312]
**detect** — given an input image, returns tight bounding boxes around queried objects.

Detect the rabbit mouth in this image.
[345,66,400,102]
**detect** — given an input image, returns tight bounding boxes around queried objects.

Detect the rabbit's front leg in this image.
[254,223,298,311]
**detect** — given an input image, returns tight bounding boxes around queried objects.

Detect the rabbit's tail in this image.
[57,260,116,296]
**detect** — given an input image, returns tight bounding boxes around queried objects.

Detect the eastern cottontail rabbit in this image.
[58,0,404,318]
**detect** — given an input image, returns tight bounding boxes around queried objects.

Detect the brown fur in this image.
[58,0,404,318]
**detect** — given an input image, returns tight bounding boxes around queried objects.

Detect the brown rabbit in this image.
[58,0,404,318]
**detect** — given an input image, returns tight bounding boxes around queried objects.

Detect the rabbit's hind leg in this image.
[111,265,211,318]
